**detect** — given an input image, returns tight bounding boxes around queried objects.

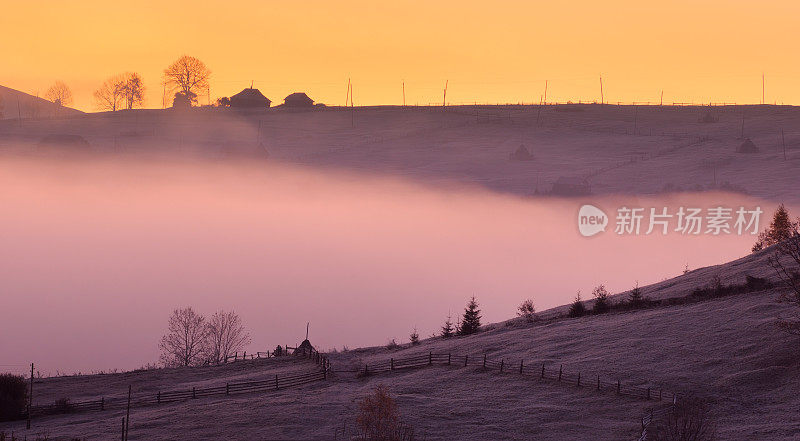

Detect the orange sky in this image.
[2,1,799,110]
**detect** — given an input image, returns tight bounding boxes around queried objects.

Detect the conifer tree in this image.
[629,282,644,307]
[441,315,455,338]
[753,204,799,252]
[592,284,611,314]
[458,296,482,336]
[568,292,587,318]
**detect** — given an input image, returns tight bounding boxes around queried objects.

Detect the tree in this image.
[628,282,644,307]
[215,96,231,107]
[409,328,420,345]
[159,307,209,367]
[441,315,455,338]
[205,310,251,364]
[93,75,125,111]
[120,72,145,109]
[172,91,196,109]
[517,299,536,322]
[568,292,587,318]
[592,284,611,314]
[356,385,400,441]
[163,55,210,107]
[767,232,800,335]
[44,81,73,107]
[648,397,716,441]
[753,204,798,252]
[458,296,482,336]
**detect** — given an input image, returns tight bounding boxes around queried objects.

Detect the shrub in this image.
[356,385,399,440]
[457,296,482,336]
[517,299,536,322]
[0,374,27,422]
[628,282,644,307]
[385,339,400,350]
[409,329,420,345]
[592,284,611,314]
[568,292,587,318]
[648,397,716,441]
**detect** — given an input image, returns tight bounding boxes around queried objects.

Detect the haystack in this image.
[294,339,315,356]
[737,138,759,153]
[509,144,533,161]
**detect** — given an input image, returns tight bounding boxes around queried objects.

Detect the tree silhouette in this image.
[568,292,587,318]
[592,284,611,314]
[457,296,481,335]
[164,55,210,106]
[94,75,125,111]
[44,81,73,107]
[753,204,798,252]
[206,310,251,364]
[159,307,208,367]
[120,72,145,109]
[441,315,455,338]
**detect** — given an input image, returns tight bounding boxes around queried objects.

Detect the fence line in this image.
[28,348,330,419]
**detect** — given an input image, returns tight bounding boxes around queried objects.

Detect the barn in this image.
[283,92,314,107]
[230,88,271,108]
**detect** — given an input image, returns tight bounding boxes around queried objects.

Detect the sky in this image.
[1,1,799,110]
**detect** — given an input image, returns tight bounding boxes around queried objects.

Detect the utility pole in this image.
[762,73,765,105]
[660,90,664,106]
[124,385,131,441]
[306,322,309,340]
[442,80,448,108]
[345,78,351,106]
[599,76,604,104]
[27,363,33,429]
[350,82,354,128]
[402,81,405,107]
[543,80,548,105]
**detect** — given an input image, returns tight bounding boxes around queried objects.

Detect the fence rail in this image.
[358,352,679,404]
[28,348,330,419]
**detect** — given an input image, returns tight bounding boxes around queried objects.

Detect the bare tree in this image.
[163,55,210,106]
[206,310,251,364]
[93,75,125,111]
[357,385,400,440]
[768,233,800,335]
[159,307,209,367]
[648,398,717,441]
[44,81,73,107]
[120,72,145,109]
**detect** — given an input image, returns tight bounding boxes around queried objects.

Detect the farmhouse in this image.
[230,88,271,108]
[283,92,314,107]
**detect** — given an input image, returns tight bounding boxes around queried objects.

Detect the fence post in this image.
[101,397,105,410]
[234,351,238,361]
[647,387,651,400]
[226,383,229,395]
[577,372,581,387]
[448,353,451,365]
[558,365,562,382]
[500,359,504,373]
[275,374,279,390]
[364,364,369,376]
[483,354,487,368]
[192,387,196,399]
[429,352,432,365]
[391,358,394,371]
[617,380,621,395]
[597,375,600,390]
[157,391,161,403]
[519,360,524,374]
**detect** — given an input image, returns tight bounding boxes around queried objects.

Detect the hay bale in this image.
[737,138,759,153]
[509,144,533,161]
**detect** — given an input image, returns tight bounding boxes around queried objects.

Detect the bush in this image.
[648,397,716,441]
[385,339,400,350]
[628,283,644,307]
[568,292,587,318]
[0,374,27,422]
[356,385,400,440]
[409,329,420,345]
[517,299,536,322]
[592,284,611,314]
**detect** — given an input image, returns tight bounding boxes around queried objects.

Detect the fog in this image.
[0,156,775,375]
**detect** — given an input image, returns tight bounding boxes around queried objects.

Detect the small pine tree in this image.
[441,315,455,338]
[410,328,420,345]
[629,282,644,307]
[458,296,482,336]
[592,284,611,314]
[517,299,536,322]
[568,292,587,318]
[753,204,799,252]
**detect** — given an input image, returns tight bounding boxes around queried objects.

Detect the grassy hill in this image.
[0,85,82,120]
[2,248,798,440]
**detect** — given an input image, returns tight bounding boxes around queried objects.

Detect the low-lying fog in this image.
[0,156,777,375]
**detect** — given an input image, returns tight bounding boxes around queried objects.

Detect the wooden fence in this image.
[358,352,679,404]
[28,348,330,419]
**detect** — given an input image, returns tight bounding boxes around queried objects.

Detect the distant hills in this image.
[0,84,83,119]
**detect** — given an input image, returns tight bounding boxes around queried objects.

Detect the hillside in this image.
[0,85,83,120]
[0,104,798,202]
[2,248,798,440]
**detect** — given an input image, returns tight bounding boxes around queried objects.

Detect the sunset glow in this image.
[3,1,800,110]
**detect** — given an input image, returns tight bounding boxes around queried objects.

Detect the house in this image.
[551,176,591,196]
[230,88,271,108]
[283,92,314,107]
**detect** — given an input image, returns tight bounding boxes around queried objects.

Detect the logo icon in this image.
[578,204,608,237]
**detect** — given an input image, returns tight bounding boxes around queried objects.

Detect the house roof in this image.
[284,92,314,103]
[231,88,271,103]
